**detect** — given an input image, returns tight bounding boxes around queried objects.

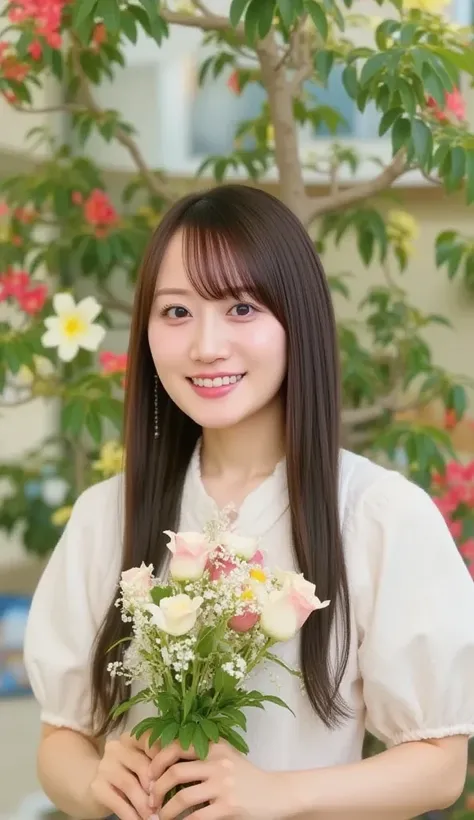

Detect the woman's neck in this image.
[199,399,285,509]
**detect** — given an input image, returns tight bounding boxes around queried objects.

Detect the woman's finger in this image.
[148,740,198,781]
[151,761,211,809]
[159,782,217,820]
[110,766,152,820]
[92,780,142,820]
[117,742,153,792]
[122,730,161,761]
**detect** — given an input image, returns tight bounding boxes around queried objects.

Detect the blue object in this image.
[0,594,32,697]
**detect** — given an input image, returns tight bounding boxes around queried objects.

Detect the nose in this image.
[189,311,230,363]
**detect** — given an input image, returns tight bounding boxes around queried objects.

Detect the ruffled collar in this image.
[180,438,289,538]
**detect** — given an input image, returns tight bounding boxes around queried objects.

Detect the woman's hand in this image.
[88,731,160,820]
[148,739,289,820]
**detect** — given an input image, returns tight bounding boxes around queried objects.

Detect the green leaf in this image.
[260,694,296,714]
[447,244,464,280]
[244,0,262,44]
[466,150,474,206]
[179,723,195,751]
[150,585,174,605]
[198,717,220,743]
[131,717,158,740]
[214,667,237,695]
[314,50,334,84]
[192,724,210,760]
[341,64,358,99]
[72,0,98,30]
[220,725,249,755]
[450,385,467,418]
[397,80,416,118]
[160,721,179,747]
[411,119,433,169]
[378,107,402,137]
[305,0,328,40]
[230,0,250,27]
[277,0,294,26]
[358,230,374,266]
[257,0,275,38]
[62,401,86,436]
[219,706,247,730]
[446,146,465,192]
[391,116,411,155]
[121,10,138,42]
[85,409,102,443]
[97,0,121,33]
[360,52,387,88]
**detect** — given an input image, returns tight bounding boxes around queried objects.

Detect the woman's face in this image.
[148,230,287,430]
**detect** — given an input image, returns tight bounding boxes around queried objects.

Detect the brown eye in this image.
[162,306,190,319]
[229,303,255,317]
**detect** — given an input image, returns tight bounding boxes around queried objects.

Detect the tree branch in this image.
[161,4,244,37]
[305,149,407,225]
[256,33,310,223]
[70,45,176,205]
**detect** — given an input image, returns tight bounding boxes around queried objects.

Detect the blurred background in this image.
[1,0,474,817]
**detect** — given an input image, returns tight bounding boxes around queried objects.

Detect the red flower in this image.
[99,351,128,374]
[443,408,458,430]
[18,283,48,315]
[92,22,107,48]
[8,0,67,50]
[0,269,30,298]
[84,189,118,230]
[426,88,466,123]
[13,206,37,224]
[3,90,18,104]
[0,201,9,217]
[227,69,241,95]
[1,55,30,82]
[28,40,42,61]
[71,191,83,205]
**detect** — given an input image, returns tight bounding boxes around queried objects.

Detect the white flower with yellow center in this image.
[41,293,106,362]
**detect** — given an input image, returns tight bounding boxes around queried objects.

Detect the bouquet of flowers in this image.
[108,509,329,761]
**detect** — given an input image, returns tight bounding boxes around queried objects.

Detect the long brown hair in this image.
[91,184,351,736]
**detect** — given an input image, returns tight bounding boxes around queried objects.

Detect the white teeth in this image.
[191,374,243,388]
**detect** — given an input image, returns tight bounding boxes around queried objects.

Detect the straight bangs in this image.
[180,215,282,320]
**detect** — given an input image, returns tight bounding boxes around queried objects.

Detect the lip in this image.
[189,373,244,379]
[187,373,246,400]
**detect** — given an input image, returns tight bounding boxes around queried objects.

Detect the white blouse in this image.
[23,447,474,771]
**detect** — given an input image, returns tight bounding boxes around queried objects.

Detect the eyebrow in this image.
[155,288,193,297]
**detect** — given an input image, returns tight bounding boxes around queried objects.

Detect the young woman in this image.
[24,184,474,820]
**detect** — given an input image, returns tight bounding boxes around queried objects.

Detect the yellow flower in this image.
[241,588,255,601]
[387,210,419,258]
[93,440,124,477]
[51,505,73,527]
[250,568,266,583]
[266,124,275,146]
[402,0,449,11]
[137,206,161,230]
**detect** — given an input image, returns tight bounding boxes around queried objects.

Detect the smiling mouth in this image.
[188,374,245,388]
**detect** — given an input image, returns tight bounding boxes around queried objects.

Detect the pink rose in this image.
[120,562,154,598]
[164,531,213,581]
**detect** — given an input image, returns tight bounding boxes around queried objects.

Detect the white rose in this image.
[261,572,330,642]
[120,563,154,598]
[147,594,203,636]
[260,589,299,642]
[221,531,259,560]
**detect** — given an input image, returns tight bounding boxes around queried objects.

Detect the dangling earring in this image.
[153,373,159,439]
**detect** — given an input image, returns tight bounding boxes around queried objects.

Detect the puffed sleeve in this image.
[23,476,123,734]
[348,468,474,748]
